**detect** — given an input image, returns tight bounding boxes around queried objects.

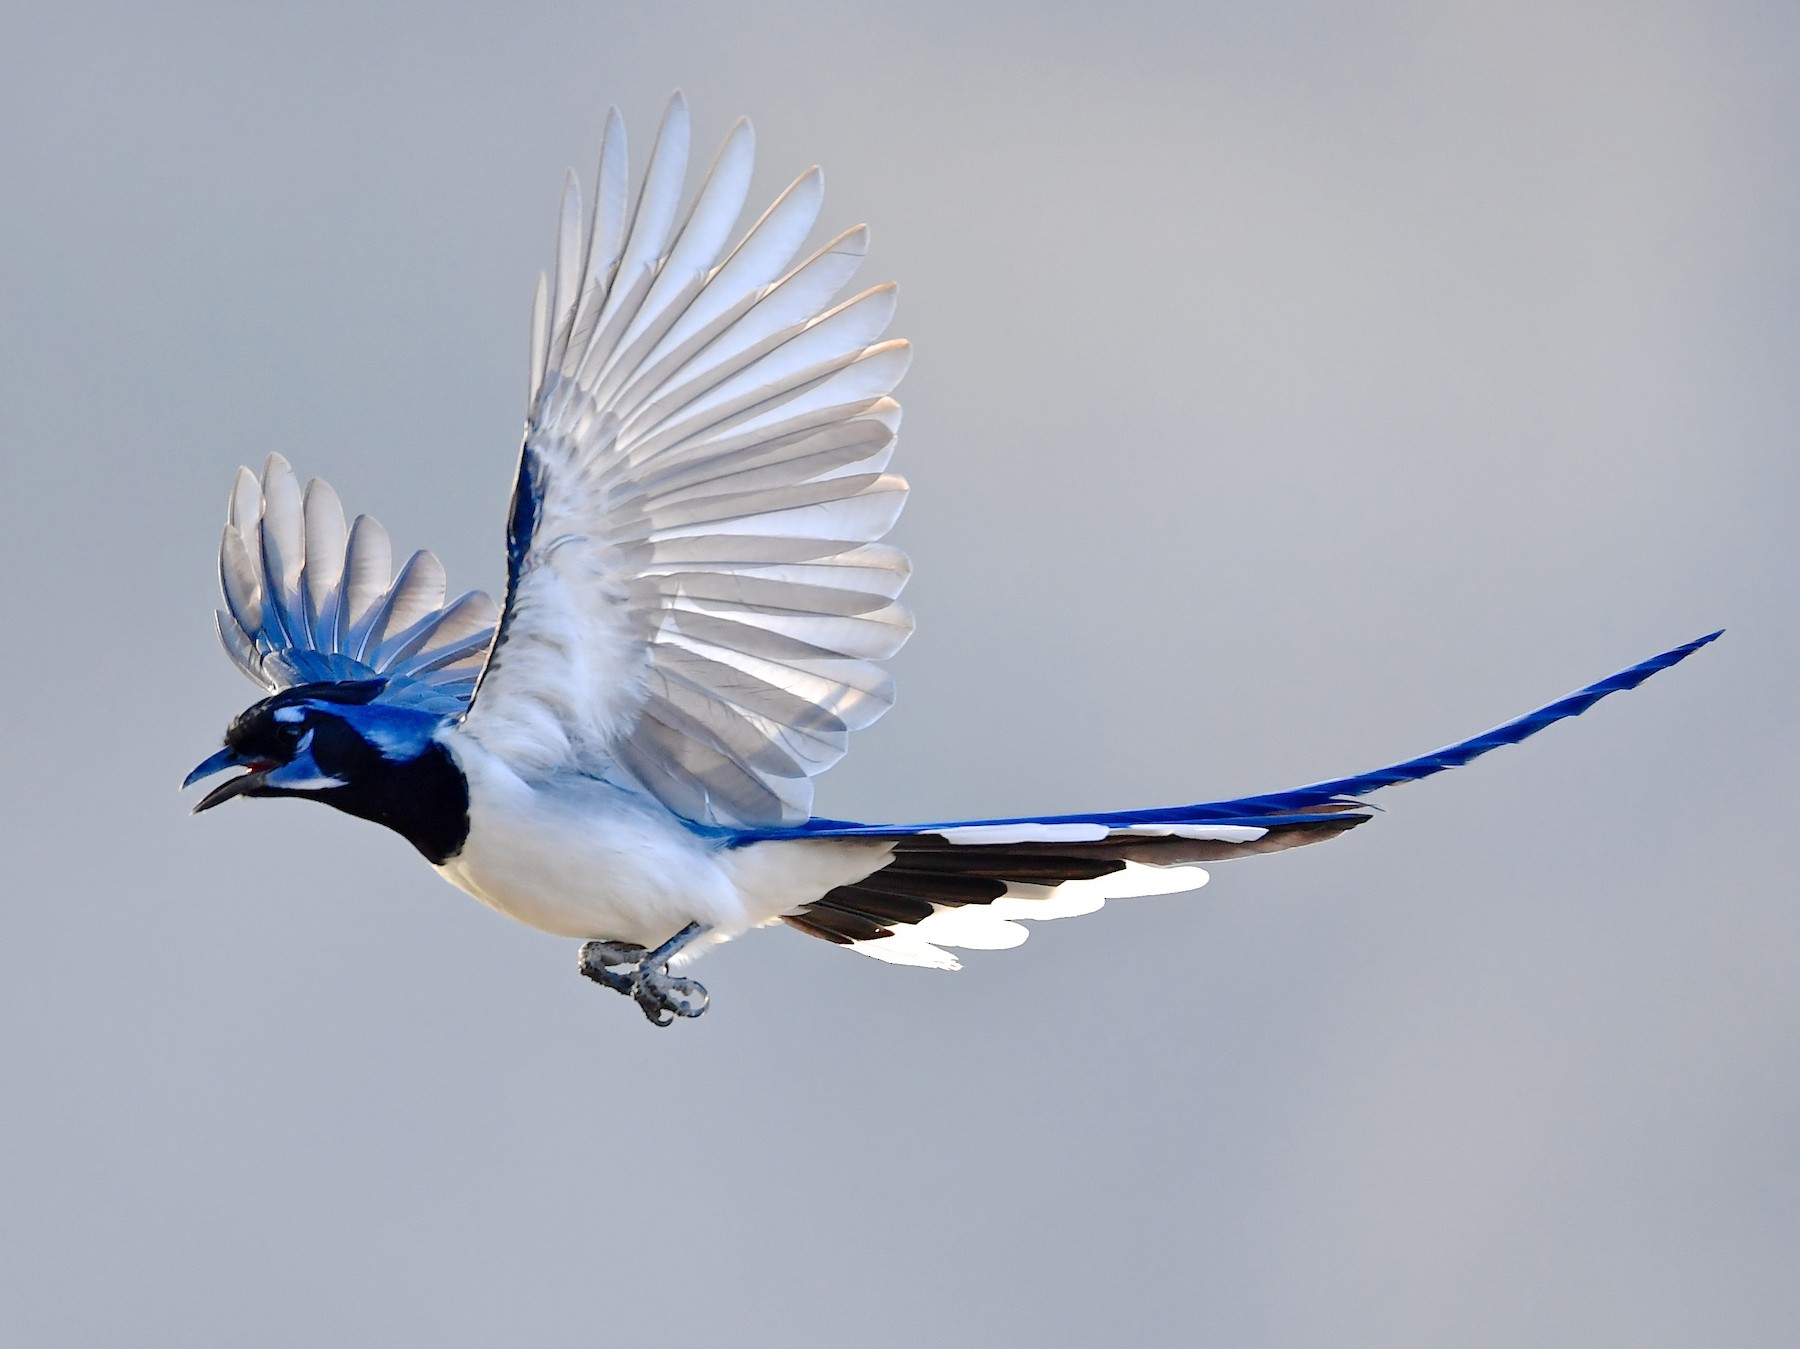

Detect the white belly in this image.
[432,732,895,952]
[435,735,742,945]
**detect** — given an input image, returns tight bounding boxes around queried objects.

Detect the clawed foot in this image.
[578,923,711,1027]
[630,964,710,1026]
[577,939,641,997]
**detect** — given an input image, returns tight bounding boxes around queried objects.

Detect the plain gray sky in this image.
[1,2,1795,1346]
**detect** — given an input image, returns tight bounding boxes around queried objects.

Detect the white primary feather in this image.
[464,94,912,828]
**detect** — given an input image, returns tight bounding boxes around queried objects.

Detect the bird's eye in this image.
[269,705,308,747]
[262,716,306,753]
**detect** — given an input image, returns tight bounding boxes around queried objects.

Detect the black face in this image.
[185,681,471,864]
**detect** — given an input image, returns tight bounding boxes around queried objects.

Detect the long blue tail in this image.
[741,631,1721,843]
[1201,628,1722,815]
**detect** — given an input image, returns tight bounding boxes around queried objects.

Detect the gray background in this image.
[2,2,1794,1345]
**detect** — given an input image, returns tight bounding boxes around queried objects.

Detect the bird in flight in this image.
[185,94,1718,1025]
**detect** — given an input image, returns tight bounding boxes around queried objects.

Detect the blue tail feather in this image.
[734,631,1721,844]
[1210,629,1721,814]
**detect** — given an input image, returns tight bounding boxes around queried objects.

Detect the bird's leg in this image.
[577,938,645,997]
[576,924,711,1026]
[630,922,711,1026]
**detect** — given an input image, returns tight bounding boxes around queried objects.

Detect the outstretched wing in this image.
[215,453,499,714]
[462,94,912,829]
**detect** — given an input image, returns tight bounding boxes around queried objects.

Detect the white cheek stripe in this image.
[263,768,347,790]
[262,730,348,791]
[268,767,345,788]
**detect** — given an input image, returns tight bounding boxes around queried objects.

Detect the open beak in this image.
[184,748,272,814]
[183,748,239,789]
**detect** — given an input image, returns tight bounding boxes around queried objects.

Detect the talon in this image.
[577,940,636,995]
[664,975,709,1018]
[577,923,711,1025]
[629,964,711,1025]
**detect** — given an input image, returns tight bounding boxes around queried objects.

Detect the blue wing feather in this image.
[213,454,500,714]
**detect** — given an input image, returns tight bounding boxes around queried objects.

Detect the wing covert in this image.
[215,453,499,714]
[464,94,913,828]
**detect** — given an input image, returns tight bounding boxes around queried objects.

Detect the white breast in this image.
[431,727,898,954]
[433,730,747,946]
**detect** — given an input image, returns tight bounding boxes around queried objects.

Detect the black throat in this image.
[270,727,471,865]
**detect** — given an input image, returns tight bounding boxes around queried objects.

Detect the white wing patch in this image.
[464,95,912,828]
[774,814,1368,970]
[847,863,1211,971]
